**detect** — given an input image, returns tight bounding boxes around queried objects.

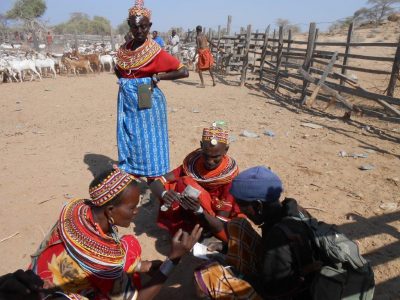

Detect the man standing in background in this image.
[46,31,53,51]
[194,25,216,87]
[169,29,180,58]
[152,30,165,48]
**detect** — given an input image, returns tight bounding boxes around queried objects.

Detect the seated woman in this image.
[30,167,201,300]
[151,124,241,242]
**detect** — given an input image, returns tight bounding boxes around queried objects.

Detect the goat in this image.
[34,56,57,78]
[72,50,101,72]
[6,59,42,82]
[62,56,93,76]
[100,54,114,72]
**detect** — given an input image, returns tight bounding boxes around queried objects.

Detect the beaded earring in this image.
[108,217,120,244]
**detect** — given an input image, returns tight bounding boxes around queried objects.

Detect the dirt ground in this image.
[0,72,399,299]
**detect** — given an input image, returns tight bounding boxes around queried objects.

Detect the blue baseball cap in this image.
[230,166,283,202]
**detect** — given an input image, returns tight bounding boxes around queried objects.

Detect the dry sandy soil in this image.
[0,70,399,299]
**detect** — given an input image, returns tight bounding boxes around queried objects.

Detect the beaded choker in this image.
[59,199,126,279]
[183,149,239,188]
[116,38,161,71]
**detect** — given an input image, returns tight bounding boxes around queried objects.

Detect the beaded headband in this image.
[202,123,229,146]
[129,0,152,19]
[89,167,136,206]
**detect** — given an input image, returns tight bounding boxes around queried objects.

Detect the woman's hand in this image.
[168,225,203,261]
[162,190,181,206]
[180,196,200,212]
[139,260,163,276]
[139,260,153,273]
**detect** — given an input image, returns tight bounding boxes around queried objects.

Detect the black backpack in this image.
[276,211,375,300]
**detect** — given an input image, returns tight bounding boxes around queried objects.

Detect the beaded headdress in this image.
[202,123,229,146]
[89,167,136,206]
[129,0,152,19]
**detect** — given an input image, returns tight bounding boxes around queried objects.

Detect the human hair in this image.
[153,30,158,34]
[196,25,202,32]
[88,168,137,207]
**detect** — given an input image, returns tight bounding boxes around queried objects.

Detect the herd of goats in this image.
[0,45,118,83]
[0,41,201,83]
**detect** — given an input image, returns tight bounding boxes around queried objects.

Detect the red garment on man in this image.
[197,48,214,71]
[46,34,53,45]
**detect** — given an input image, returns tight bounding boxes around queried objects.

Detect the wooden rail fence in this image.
[206,20,400,121]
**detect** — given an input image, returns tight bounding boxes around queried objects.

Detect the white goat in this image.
[34,57,57,78]
[0,59,7,83]
[100,54,114,72]
[6,59,42,82]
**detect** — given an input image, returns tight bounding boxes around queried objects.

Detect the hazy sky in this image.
[1,0,369,32]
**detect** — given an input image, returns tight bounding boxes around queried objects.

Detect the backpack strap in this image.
[275,222,322,277]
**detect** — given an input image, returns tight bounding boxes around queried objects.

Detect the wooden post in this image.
[285,29,292,71]
[387,37,400,97]
[306,52,338,107]
[340,22,353,87]
[74,30,78,50]
[31,31,39,52]
[215,25,222,72]
[227,15,232,36]
[240,24,252,87]
[274,26,284,91]
[301,22,317,104]
[259,26,270,83]
[271,29,276,63]
[110,27,115,51]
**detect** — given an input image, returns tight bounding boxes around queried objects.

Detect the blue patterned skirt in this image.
[117,77,169,177]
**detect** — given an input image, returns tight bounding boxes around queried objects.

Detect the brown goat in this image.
[72,50,101,72]
[61,56,93,76]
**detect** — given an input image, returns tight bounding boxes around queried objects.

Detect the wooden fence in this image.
[207,21,400,121]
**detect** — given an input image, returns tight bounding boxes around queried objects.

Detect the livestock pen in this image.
[200,18,400,122]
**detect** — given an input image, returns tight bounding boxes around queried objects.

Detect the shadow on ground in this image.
[83,153,117,178]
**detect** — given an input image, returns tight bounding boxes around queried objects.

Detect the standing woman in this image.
[115,0,189,178]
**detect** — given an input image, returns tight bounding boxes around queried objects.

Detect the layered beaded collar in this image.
[116,38,161,71]
[58,199,126,279]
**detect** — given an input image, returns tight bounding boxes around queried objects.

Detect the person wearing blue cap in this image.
[194,166,314,300]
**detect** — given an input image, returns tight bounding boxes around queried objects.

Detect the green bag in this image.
[138,83,153,109]
[276,214,375,300]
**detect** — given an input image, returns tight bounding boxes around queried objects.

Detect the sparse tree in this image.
[6,0,46,20]
[354,0,400,26]
[54,13,112,35]
[6,0,47,50]
[367,0,400,24]
[117,21,130,36]
[275,18,290,28]
[275,18,301,35]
